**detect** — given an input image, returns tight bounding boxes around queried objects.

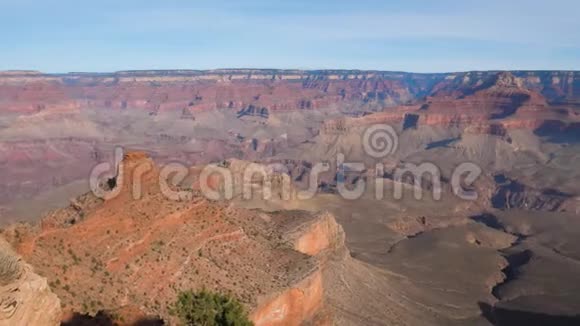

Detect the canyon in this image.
[0,69,579,325]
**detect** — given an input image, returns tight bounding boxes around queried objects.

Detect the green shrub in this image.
[170,289,253,326]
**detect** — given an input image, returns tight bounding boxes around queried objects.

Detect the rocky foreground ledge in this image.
[0,152,347,325]
[0,238,61,326]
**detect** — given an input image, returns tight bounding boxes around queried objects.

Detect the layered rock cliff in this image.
[322,71,580,136]
[0,70,577,115]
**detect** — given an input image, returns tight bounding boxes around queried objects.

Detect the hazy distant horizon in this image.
[2,68,580,75]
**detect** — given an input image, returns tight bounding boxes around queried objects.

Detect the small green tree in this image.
[170,289,253,326]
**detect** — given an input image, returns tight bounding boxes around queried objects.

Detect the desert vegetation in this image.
[170,289,253,326]
[0,245,21,286]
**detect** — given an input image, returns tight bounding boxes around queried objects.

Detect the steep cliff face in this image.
[251,271,325,326]
[288,212,346,257]
[248,211,346,325]
[0,239,61,326]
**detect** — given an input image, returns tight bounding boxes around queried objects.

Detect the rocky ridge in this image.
[1,152,345,325]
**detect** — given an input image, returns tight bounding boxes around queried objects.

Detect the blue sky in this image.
[1,0,578,73]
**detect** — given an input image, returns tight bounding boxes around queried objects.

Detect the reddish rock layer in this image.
[1,70,577,116]
[322,72,580,135]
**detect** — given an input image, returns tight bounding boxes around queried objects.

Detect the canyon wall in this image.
[1,70,578,115]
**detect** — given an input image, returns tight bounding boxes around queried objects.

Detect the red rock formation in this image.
[320,72,580,135]
[251,271,324,326]
[3,153,345,325]
[289,212,345,256]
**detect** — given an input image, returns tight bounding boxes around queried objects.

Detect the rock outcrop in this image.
[251,271,325,326]
[492,176,575,212]
[286,212,346,257]
[0,238,61,326]
[5,152,345,325]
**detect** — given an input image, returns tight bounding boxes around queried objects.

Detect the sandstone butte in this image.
[0,151,346,325]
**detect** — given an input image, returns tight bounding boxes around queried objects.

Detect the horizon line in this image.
[1,68,579,76]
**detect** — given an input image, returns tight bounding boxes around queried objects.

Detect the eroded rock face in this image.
[249,211,345,326]
[251,271,324,326]
[492,179,574,212]
[237,105,270,119]
[465,122,508,137]
[0,239,61,326]
[321,71,580,142]
[290,212,346,257]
